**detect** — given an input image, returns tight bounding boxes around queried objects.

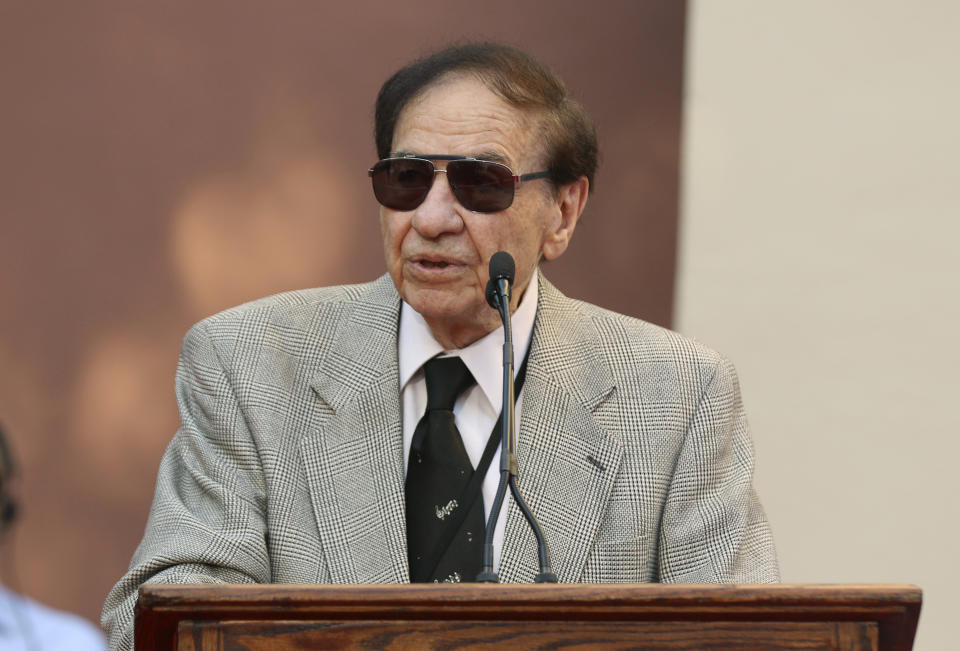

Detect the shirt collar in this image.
[398,269,539,413]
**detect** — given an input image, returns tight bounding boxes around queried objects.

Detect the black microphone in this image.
[477,252,557,584]
[485,251,515,311]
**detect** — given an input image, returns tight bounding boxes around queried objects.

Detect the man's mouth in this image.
[411,255,463,270]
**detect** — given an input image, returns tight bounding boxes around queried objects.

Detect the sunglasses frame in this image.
[368,155,552,213]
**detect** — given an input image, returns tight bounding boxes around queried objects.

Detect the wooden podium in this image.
[135,583,921,650]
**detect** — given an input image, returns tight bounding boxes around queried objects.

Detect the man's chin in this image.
[403,289,472,322]
[402,287,502,340]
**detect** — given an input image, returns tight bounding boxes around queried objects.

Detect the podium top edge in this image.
[138,582,923,608]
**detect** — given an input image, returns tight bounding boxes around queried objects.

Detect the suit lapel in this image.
[296,273,621,584]
[499,275,622,583]
[300,276,409,583]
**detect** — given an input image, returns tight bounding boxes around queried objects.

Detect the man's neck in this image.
[422,273,538,350]
[422,313,503,350]
[397,270,539,398]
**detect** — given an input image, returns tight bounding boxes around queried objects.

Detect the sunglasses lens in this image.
[370,158,518,212]
[447,160,515,213]
[370,158,434,211]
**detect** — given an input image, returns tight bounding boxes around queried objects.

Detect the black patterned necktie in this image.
[405,356,484,583]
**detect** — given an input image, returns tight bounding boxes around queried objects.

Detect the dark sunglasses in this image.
[368,155,552,213]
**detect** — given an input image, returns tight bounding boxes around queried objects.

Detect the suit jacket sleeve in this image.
[101,320,271,651]
[657,354,779,583]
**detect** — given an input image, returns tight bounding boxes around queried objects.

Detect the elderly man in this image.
[103,43,778,649]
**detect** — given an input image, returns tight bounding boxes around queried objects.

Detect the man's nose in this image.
[410,170,464,238]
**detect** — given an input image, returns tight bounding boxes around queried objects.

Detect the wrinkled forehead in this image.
[392,74,545,167]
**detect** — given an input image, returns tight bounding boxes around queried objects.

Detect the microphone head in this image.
[486,252,515,310]
[488,251,515,283]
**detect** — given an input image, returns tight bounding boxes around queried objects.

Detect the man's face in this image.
[380,75,579,348]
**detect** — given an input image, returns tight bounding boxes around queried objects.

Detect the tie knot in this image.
[423,356,475,411]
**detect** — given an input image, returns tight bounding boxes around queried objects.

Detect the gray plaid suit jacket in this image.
[102,272,778,649]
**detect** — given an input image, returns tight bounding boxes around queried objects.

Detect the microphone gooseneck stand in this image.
[476,252,557,584]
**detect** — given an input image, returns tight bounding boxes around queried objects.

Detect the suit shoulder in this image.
[182,276,398,349]
[563,298,727,370]
[560,299,742,415]
[202,283,366,325]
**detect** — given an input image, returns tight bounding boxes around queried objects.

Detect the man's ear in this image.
[542,176,589,261]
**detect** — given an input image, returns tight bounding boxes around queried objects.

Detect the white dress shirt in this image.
[398,271,538,573]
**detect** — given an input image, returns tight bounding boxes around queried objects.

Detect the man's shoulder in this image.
[539,278,727,372]
[187,275,399,342]
[537,287,742,411]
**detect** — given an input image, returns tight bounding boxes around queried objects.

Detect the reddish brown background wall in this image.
[0,1,685,623]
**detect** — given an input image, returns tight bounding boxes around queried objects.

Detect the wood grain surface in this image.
[135,584,920,651]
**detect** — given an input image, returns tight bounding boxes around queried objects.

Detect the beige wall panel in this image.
[679,2,960,649]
